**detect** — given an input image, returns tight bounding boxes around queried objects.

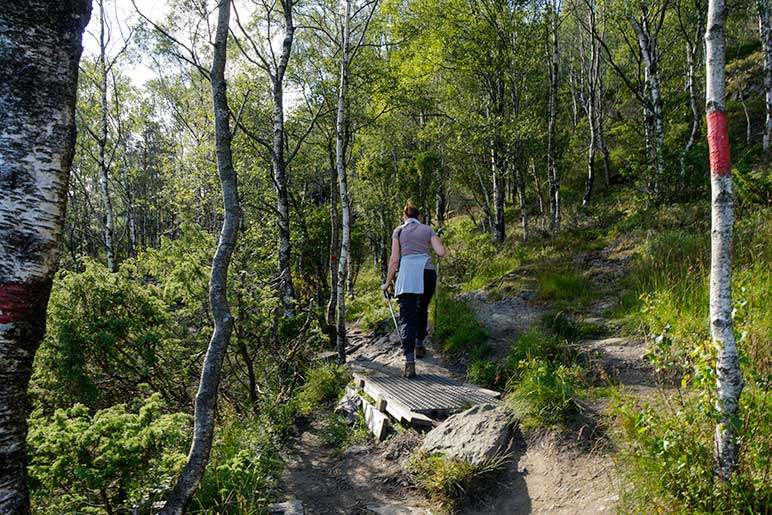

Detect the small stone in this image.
[367,504,429,514]
[345,445,370,456]
[267,500,304,514]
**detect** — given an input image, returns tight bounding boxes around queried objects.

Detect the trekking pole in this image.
[434,258,440,337]
[384,289,400,334]
[433,227,443,338]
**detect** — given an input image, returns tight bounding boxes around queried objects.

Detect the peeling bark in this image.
[327,141,339,329]
[160,0,241,510]
[335,0,352,365]
[705,0,743,481]
[0,0,91,511]
[273,1,297,317]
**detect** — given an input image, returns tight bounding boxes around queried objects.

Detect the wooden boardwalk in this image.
[353,369,501,427]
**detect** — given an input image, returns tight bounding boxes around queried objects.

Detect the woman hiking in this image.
[382,202,446,378]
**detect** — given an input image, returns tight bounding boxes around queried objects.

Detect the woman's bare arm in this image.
[431,235,446,258]
[382,238,401,290]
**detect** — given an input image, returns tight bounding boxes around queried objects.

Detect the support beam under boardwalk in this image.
[353,369,501,426]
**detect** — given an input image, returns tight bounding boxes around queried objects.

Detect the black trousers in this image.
[397,269,437,357]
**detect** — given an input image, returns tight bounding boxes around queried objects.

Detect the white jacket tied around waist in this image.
[395,254,429,296]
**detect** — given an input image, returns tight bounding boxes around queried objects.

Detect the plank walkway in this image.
[353,368,501,427]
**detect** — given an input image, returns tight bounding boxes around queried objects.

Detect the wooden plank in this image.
[345,387,389,440]
[361,396,389,440]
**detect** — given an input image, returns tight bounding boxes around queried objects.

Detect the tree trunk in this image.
[583,6,599,207]
[705,0,743,481]
[491,144,506,241]
[740,90,752,145]
[681,14,703,182]
[273,2,296,317]
[335,0,352,364]
[0,1,90,511]
[160,0,241,510]
[515,164,528,241]
[547,0,561,230]
[97,0,116,272]
[530,158,546,229]
[326,142,339,329]
[630,10,666,195]
[758,0,772,153]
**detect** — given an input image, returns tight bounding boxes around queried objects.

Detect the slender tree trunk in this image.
[682,24,703,181]
[335,0,352,364]
[160,0,241,510]
[326,143,339,329]
[705,0,743,481]
[272,2,296,317]
[97,0,116,272]
[740,90,752,145]
[530,158,546,229]
[547,0,561,230]
[515,164,528,241]
[630,11,666,195]
[491,144,506,241]
[0,1,90,511]
[758,0,772,153]
[583,7,599,206]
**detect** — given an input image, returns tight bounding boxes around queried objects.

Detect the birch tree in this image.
[160,0,241,510]
[758,0,772,153]
[676,0,706,180]
[705,0,744,481]
[336,0,353,363]
[628,2,669,195]
[546,0,562,230]
[0,0,91,511]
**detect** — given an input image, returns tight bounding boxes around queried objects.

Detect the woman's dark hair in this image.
[403,202,420,219]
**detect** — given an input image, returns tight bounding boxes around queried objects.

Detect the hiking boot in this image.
[415,345,426,359]
[402,362,416,378]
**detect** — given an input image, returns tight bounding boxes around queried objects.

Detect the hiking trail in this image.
[278,237,659,514]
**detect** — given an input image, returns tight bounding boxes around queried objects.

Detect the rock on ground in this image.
[420,403,512,467]
[268,499,304,514]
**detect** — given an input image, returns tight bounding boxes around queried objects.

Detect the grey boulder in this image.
[420,403,512,467]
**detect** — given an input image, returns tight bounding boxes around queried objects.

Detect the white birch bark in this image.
[629,10,666,194]
[0,1,91,511]
[705,0,744,481]
[327,142,339,329]
[758,0,772,153]
[160,0,240,510]
[335,0,352,364]
[273,1,297,317]
[97,0,116,272]
[547,0,561,230]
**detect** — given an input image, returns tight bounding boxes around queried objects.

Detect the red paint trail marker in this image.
[0,282,51,324]
[707,110,732,177]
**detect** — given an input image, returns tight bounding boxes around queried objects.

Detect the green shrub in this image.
[407,451,506,508]
[28,394,190,514]
[611,378,771,513]
[319,411,372,452]
[432,294,489,358]
[537,267,596,309]
[345,265,391,331]
[294,363,351,416]
[192,410,285,513]
[506,358,583,431]
[467,359,500,388]
[541,312,606,341]
[31,259,189,410]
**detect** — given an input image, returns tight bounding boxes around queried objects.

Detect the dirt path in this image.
[281,416,432,515]
[278,238,656,514]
